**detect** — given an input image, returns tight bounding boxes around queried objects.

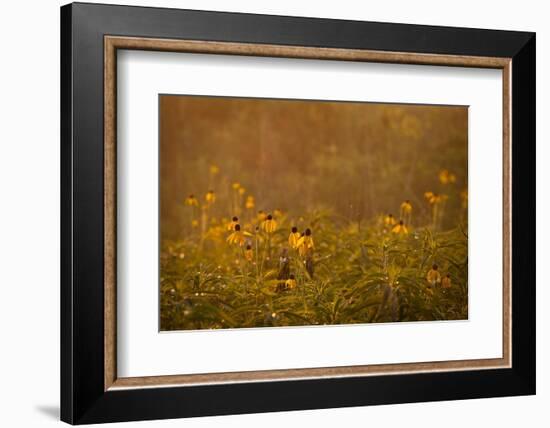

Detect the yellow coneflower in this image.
[205,190,216,204]
[391,220,409,235]
[425,192,448,229]
[297,228,314,256]
[227,216,239,231]
[426,264,441,286]
[424,191,435,204]
[209,165,220,175]
[296,232,306,255]
[257,210,267,222]
[285,274,297,290]
[245,196,255,210]
[288,226,301,249]
[232,182,241,191]
[262,214,278,233]
[191,219,199,228]
[244,244,254,262]
[400,200,412,215]
[400,200,413,226]
[439,169,456,184]
[238,187,246,196]
[384,213,396,226]
[185,194,199,207]
[424,191,442,205]
[442,274,452,289]
[226,224,251,246]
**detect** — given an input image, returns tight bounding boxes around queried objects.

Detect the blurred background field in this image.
[159,95,468,331]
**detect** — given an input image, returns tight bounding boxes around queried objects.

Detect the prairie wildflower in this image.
[424,191,440,205]
[400,200,413,226]
[425,192,448,229]
[209,165,220,175]
[227,216,239,231]
[400,200,412,215]
[245,196,255,210]
[391,220,409,235]
[238,187,246,196]
[232,182,241,190]
[442,274,452,289]
[262,214,278,233]
[244,244,254,261]
[439,169,456,185]
[426,264,441,286]
[257,210,267,222]
[285,274,297,290]
[226,224,251,246]
[297,228,314,256]
[288,226,301,249]
[384,213,396,226]
[185,194,199,207]
[205,190,216,204]
[191,219,199,228]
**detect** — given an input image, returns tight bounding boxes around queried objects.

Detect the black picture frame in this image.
[61,2,535,424]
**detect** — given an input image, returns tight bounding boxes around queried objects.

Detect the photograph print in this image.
[159,95,468,331]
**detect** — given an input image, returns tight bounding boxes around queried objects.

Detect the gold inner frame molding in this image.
[104,35,512,391]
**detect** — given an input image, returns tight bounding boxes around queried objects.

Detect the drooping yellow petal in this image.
[384,214,396,226]
[261,216,277,233]
[391,223,408,235]
[400,201,412,214]
[426,268,442,285]
[226,231,246,246]
[185,195,199,206]
[288,232,301,249]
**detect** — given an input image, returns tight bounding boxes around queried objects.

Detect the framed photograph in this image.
[61,2,535,424]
